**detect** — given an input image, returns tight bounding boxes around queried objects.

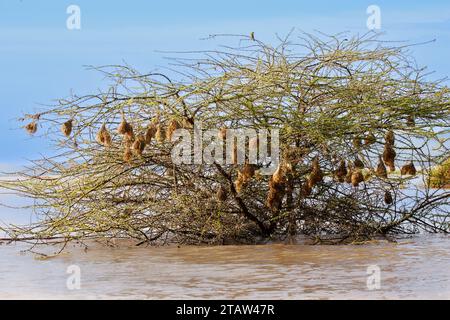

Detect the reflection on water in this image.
[0,235,449,299]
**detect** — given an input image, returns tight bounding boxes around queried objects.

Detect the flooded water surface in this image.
[0,235,449,299]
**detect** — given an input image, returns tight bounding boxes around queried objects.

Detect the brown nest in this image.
[401,161,417,176]
[272,163,288,185]
[266,163,290,211]
[384,190,393,205]
[166,119,181,142]
[385,130,395,145]
[155,124,165,143]
[351,170,364,187]
[234,163,257,193]
[267,187,284,211]
[117,114,134,139]
[145,123,157,144]
[123,146,133,163]
[267,179,286,211]
[61,120,73,137]
[25,122,37,135]
[376,155,388,178]
[308,157,323,188]
[383,143,396,172]
[96,124,112,147]
[132,135,146,156]
[335,159,348,182]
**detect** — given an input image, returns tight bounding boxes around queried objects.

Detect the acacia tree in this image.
[1,32,449,248]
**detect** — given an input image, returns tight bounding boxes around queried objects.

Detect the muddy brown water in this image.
[0,235,449,299]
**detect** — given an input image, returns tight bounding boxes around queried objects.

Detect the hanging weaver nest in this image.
[266,163,289,212]
[61,120,73,137]
[401,161,417,176]
[96,124,112,147]
[307,157,323,188]
[234,163,256,193]
[376,155,388,178]
[384,190,393,205]
[118,114,134,143]
[334,159,348,183]
[25,122,37,135]
[123,145,133,163]
[155,123,165,143]
[132,135,146,156]
[145,122,158,144]
[166,119,181,142]
[385,130,395,145]
[383,143,397,172]
[351,170,365,187]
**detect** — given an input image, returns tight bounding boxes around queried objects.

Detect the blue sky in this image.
[1,0,450,168]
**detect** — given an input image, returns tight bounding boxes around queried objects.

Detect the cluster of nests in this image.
[26,113,192,164]
[216,129,418,211]
[336,130,417,205]
[26,116,419,210]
